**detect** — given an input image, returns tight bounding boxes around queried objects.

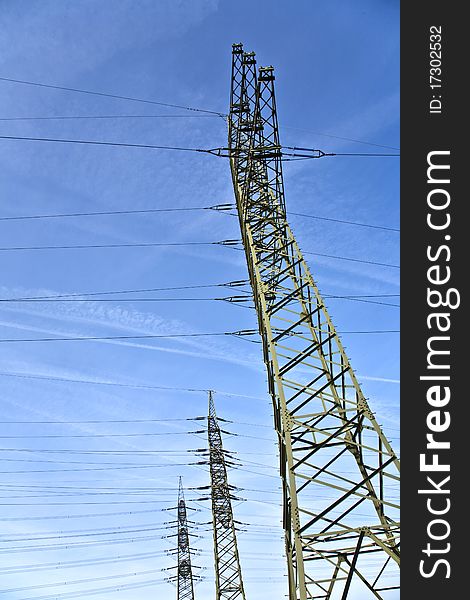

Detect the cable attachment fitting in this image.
[207,203,235,211]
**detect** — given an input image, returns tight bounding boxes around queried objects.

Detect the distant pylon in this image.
[228,43,400,600]
[208,391,246,600]
[177,478,197,600]
[165,477,199,600]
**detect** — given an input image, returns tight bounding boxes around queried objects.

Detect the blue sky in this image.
[0,1,399,599]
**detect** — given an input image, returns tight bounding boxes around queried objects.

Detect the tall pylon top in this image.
[178,476,185,503]
[208,390,216,419]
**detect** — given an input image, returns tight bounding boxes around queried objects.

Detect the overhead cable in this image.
[0,237,398,268]
[0,550,166,574]
[0,113,219,121]
[0,371,264,399]
[304,250,399,268]
[0,568,166,595]
[288,211,399,232]
[0,75,226,116]
[0,578,167,600]
[0,239,235,251]
[0,280,249,299]
[0,204,232,221]
[0,508,163,521]
[0,134,399,159]
[0,329,398,344]
[0,294,398,307]
[280,124,400,151]
[0,134,218,153]
[0,204,397,232]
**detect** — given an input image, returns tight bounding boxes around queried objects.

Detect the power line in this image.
[0,329,398,344]
[0,280,249,299]
[0,76,397,153]
[334,152,400,157]
[0,448,251,455]
[0,480,191,490]
[0,287,394,303]
[288,211,399,232]
[0,417,199,424]
[0,468,192,476]
[0,239,230,251]
[280,124,400,151]
[0,418,261,426]
[0,134,399,159]
[0,417,272,426]
[0,451,275,463]
[0,204,228,221]
[0,113,219,121]
[342,330,399,334]
[0,526,168,544]
[282,145,399,158]
[0,447,189,454]
[0,457,188,466]
[0,568,165,595]
[0,578,167,600]
[0,371,265,400]
[304,250,399,268]
[0,538,183,557]
[0,431,200,438]
[0,331,232,343]
[324,295,399,307]
[0,204,397,233]
[0,133,217,153]
[0,550,165,574]
[0,508,163,522]
[0,484,190,492]
[0,294,398,307]
[326,294,399,298]
[0,296,232,303]
[0,238,398,268]
[0,500,186,506]
[0,75,226,116]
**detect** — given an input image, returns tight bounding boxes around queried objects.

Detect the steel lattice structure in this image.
[166,477,198,600]
[228,43,400,600]
[207,391,246,600]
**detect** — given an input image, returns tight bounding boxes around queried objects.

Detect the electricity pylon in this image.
[228,43,400,600]
[165,477,199,600]
[207,391,246,600]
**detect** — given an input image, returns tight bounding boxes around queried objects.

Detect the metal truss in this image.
[165,477,199,600]
[208,391,246,600]
[228,43,400,600]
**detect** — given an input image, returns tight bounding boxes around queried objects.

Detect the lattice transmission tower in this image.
[228,43,400,600]
[165,477,199,600]
[207,391,246,600]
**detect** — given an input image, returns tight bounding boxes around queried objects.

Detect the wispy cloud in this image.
[0,0,220,78]
[0,285,263,371]
[359,374,399,384]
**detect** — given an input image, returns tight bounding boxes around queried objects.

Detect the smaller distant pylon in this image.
[164,477,201,600]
